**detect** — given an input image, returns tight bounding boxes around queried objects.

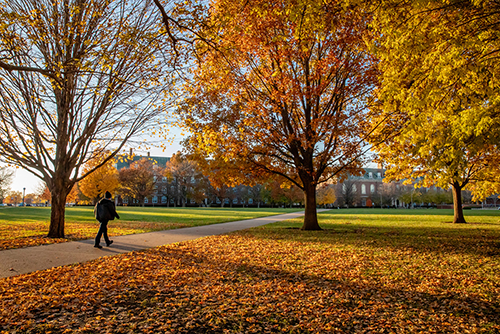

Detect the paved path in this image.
[0,210,322,278]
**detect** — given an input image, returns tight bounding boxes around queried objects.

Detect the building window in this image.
[369,172,373,179]
[370,185,375,193]
[161,196,167,203]
[152,196,158,204]
[377,172,382,179]
[361,184,366,194]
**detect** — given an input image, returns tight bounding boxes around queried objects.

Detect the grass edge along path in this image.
[1,209,499,333]
[0,207,300,250]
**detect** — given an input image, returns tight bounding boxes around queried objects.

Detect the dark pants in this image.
[95,220,110,246]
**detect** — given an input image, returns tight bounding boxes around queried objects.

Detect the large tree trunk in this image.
[452,182,467,224]
[302,182,321,230]
[47,182,68,238]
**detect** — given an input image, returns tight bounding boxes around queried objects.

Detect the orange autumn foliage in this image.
[179,0,377,229]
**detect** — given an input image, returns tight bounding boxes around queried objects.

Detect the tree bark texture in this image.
[301,182,321,230]
[47,189,67,238]
[452,182,467,224]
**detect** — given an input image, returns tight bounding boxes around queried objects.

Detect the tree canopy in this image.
[176,0,378,229]
[368,0,500,223]
[119,158,158,207]
[78,153,120,204]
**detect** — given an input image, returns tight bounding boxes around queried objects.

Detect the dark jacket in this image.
[94,198,120,221]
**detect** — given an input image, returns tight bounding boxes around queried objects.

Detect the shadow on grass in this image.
[250,210,500,258]
[258,225,500,258]
[328,208,500,218]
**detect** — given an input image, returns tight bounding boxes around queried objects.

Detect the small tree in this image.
[119,158,157,207]
[5,191,22,206]
[337,179,359,208]
[34,183,52,206]
[164,152,201,207]
[317,185,337,208]
[0,166,14,204]
[79,154,120,204]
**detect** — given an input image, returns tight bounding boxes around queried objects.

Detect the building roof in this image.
[115,155,171,170]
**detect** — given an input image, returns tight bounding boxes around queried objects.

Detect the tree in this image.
[241,184,265,208]
[119,158,157,207]
[421,189,453,206]
[66,184,80,205]
[190,175,210,206]
[0,166,14,203]
[399,190,423,209]
[34,182,51,205]
[164,152,201,207]
[4,190,22,205]
[158,174,175,207]
[369,1,500,223]
[225,187,241,208]
[317,185,337,208]
[371,183,395,208]
[263,179,302,208]
[0,0,173,237]
[208,182,230,207]
[282,185,304,208]
[175,0,377,229]
[79,154,120,204]
[337,179,359,208]
[249,185,265,208]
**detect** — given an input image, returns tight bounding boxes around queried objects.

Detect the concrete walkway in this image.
[0,210,321,279]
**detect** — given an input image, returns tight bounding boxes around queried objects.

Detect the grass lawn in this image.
[0,206,300,250]
[0,209,499,333]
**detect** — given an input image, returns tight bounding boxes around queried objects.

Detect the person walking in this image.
[94,191,120,249]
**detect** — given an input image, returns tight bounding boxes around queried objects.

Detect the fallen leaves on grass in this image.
[0,222,188,250]
[1,227,499,333]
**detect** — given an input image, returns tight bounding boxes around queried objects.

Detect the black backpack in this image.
[95,201,112,221]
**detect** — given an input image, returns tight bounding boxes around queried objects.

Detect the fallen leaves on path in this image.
[1,225,499,333]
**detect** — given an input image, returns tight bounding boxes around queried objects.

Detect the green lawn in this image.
[0,206,300,250]
[0,205,301,223]
[1,208,499,333]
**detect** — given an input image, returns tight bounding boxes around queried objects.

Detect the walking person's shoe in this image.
[94,245,102,249]
[106,240,113,247]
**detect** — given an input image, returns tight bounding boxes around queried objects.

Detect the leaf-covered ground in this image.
[1,210,499,333]
[0,207,298,250]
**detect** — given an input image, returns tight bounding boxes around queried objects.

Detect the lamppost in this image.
[23,187,25,207]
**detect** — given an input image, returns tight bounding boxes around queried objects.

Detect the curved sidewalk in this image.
[0,210,323,279]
